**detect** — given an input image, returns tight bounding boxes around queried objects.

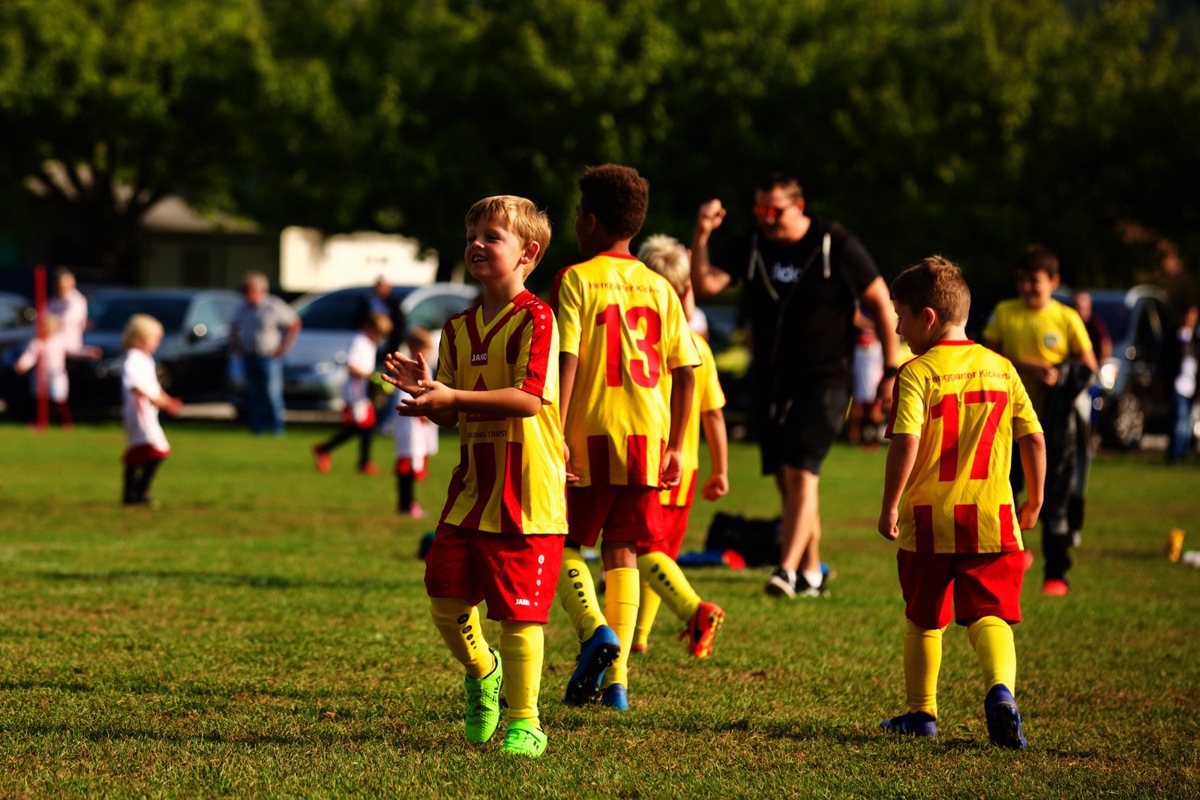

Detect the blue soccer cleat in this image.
[601,683,628,710]
[984,684,1028,750]
[880,711,938,737]
[565,625,621,706]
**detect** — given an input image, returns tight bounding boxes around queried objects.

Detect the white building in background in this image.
[279,227,438,292]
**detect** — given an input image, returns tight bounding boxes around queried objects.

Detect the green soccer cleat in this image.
[464,649,503,744]
[499,719,547,757]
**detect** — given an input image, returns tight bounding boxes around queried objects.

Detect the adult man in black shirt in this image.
[690,172,900,598]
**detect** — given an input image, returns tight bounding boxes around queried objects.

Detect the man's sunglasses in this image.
[753,204,794,219]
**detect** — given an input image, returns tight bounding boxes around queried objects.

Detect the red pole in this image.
[33,265,48,432]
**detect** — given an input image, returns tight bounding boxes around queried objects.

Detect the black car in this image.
[69,288,244,411]
[1052,285,1180,450]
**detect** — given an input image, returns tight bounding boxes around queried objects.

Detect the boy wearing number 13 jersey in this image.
[878,257,1046,750]
[550,164,699,710]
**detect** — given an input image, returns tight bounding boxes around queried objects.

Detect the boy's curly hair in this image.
[578,164,649,240]
[890,256,971,326]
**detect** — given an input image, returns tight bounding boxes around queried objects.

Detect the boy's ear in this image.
[522,240,541,265]
[923,306,938,329]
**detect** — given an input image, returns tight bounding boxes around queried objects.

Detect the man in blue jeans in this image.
[230,272,301,435]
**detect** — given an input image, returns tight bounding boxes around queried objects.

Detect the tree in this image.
[0,0,337,283]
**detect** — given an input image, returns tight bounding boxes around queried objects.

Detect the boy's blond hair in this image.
[365,312,393,338]
[405,325,435,353]
[637,234,690,296]
[464,195,552,276]
[890,256,971,326]
[122,313,164,349]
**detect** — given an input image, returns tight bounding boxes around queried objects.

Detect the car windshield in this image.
[90,295,189,333]
[296,292,365,330]
[1090,298,1131,342]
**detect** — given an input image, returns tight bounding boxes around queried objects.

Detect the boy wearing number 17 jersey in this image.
[878,257,1046,750]
[550,164,699,710]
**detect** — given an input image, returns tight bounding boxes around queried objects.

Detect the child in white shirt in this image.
[391,326,439,517]
[121,314,183,506]
[313,313,393,474]
[14,314,73,428]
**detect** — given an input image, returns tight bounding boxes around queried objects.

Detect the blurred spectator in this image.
[848,307,884,447]
[1164,304,1199,464]
[357,275,405,353]
[1074,290,1112,362]
[47,268,90,356]
[230,272,301,436]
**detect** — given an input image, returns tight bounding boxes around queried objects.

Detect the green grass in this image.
[1,420,1198,798]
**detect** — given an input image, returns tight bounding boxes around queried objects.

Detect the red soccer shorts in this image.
[897,549,1025,630]
[394,456,428,480]
[637,504,691,559]
[566,484,662,548]
[424,523,565,623]
[123,445,170,467]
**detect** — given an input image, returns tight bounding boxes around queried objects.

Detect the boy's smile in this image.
[465,221,527,282]
[1016,269,1058,310]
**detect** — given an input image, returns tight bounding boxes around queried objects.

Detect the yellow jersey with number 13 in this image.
[551,252,700,488]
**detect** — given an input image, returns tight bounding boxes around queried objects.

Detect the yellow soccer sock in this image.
[633,578,661,649]
[637,552,701,623]
[602,567,640,689]
[968,616,1018,692]
[557,549,607,642]
[429,597,493,680]
[499,620,543,728]
[903,620,944,718]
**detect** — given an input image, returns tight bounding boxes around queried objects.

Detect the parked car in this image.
[281,283,478,410]
[1056,284,1176,449]
[0,291,35,347]
[70,287,244,411]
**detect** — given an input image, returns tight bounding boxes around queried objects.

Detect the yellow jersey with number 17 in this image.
[886,340,1042,555]
[551,252,700,488]
[434,290,568,536]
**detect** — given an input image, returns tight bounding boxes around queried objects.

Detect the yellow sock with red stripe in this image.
[967,615,1017,692]
[633,577,661,649]
[903,619,944,718]
[557,549,606,642]
[499,620,543,729]
[429,597,493,679]
[637,552,700,623]
[601,567,640,689]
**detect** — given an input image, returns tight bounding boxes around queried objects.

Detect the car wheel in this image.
[1105,391,1145,449]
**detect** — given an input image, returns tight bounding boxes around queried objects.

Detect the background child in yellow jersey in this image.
[391,326,439,518]
[550,164,699,710]
[633,234,729,658]
[982,245,1097,596]
[879,256,1046,749]
[382,195,567,758]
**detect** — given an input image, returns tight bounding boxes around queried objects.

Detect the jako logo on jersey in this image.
[515,598,531,606]
[472,351,489,364]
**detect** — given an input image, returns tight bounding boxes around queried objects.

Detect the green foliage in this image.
[0,421,1197,795]
[1,0,1197,290]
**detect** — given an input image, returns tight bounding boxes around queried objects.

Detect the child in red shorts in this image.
[879,257,1046,749]
[549,165,699,710]
[382,195,566,758]
[631,234,729,658]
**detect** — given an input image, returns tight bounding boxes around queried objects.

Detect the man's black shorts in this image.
[759,385,850,476]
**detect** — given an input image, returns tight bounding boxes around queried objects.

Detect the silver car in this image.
[282,283,477,410]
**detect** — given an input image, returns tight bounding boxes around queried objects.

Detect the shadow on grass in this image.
[33,570,412,591]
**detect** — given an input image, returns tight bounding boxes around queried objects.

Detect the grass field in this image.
[1,420,1197,798]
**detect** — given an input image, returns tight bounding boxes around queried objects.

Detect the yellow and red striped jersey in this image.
[886,341,1042,554]
[434,290,568,535]
[551,253,700,488]
[661,332,725,508]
